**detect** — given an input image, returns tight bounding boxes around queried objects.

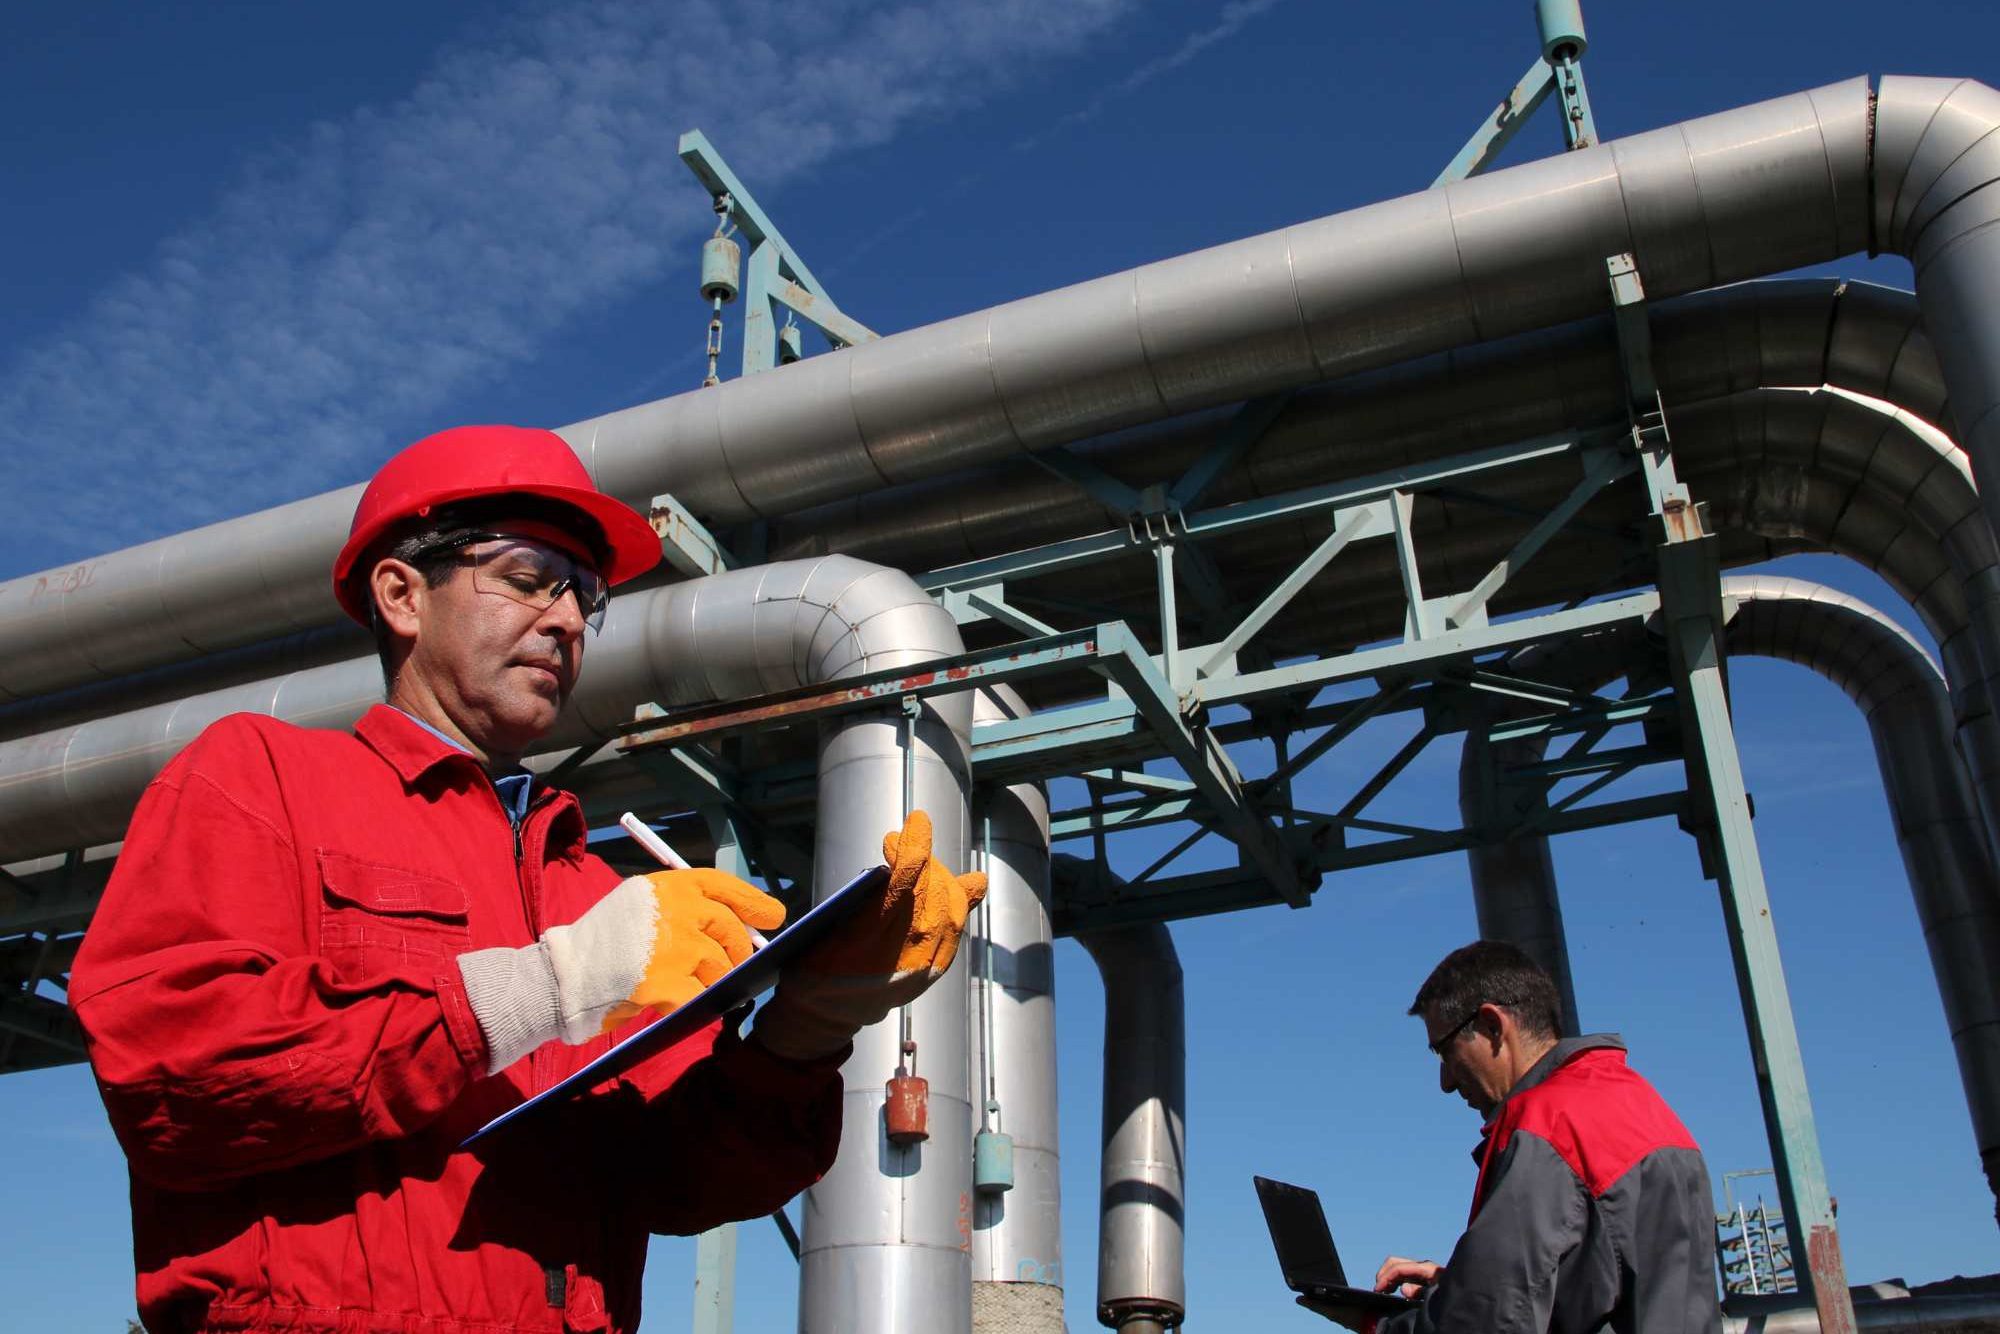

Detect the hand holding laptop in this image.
[1374,1257,1439,1301]
[1254,1175,1422,1327]
[1297,1257,1441,1330]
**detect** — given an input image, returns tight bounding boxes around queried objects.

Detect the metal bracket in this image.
[1551,53,1598,149]
[649,492,739,579]
[1606,253,1706,541]
[678,130,878,376]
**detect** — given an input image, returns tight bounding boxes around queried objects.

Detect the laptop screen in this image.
[1254,1175,1349,1289]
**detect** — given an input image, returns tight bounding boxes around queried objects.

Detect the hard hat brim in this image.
[333,480,660,626]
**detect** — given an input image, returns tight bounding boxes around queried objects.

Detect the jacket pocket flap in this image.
[318,850,468,919]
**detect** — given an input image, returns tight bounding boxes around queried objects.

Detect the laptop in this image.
[1254,1175,1419,1316]
[463,863,889,1146]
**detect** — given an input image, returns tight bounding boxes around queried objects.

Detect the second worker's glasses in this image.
[1427,1007,1482,1058]
[420,530,610,632]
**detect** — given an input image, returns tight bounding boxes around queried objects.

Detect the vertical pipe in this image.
[1077,923,1186,1331]
[968,688,1064,1333]
[1459,722,1582,1036]
[1847,653,2000,1226]
[799,692,976,1334]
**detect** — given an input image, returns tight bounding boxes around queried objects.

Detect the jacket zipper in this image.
[505,784,544,1093]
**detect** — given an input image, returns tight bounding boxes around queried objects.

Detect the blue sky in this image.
[4,1,1999,1330]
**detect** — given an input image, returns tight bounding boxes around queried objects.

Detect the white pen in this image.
[619,811,771,949]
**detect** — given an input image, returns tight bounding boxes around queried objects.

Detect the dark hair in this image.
[361,497,609,691]
[1409,940,1563,1041]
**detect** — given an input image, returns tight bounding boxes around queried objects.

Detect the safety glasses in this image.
[1427,1007,1482,1059]
[419,530,610,632]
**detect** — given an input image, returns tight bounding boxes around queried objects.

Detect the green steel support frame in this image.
[1609,253,1857,1333]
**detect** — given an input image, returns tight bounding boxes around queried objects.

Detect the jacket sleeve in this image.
[578,1014,846,1235]
[68,734,488,1192]
[1376,1132,1591,1334]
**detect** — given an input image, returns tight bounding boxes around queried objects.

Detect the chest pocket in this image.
[317,849,472,980]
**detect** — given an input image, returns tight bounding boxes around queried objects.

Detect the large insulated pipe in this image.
[1877,80,2000,553]
[793,610,977,1334]
[1076,922,1186,1332]
[0,77,1905,703]
[968,687,1063,1334]
[1458,749,1581,1037]
[1462,577,2000,1218]
[1667,388,2000,854]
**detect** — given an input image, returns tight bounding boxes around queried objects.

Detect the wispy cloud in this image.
[1015,0,1288,150]
[0,0,1137,564]
[826,0,1292,276]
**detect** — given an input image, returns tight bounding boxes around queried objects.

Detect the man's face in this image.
[392,524,598,760]
[1425,1003,1512,1119]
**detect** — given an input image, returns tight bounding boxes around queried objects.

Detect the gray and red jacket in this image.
[1377,1035,1722,1334]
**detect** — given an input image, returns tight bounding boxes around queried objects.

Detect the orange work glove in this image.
[458,868,786,1073]
[753,810,988,1061]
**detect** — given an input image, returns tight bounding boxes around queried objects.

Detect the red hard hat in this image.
[332,424,661,626]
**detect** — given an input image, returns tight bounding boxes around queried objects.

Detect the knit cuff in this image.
[457,942,564,1075]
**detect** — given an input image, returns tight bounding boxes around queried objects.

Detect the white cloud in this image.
[1015,0,1288,149]
[0,0,1137,561]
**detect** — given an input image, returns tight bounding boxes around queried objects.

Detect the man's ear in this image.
[1476,1002,1508,1048]
[371,558,425,643]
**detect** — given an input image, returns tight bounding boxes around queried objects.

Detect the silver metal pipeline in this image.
[1878,79,2000,552]
[1076,922,1186,1331]
[1666,388,2000,854]
[19,74,1985,707]
[789,602,977,1334]
[1461,576,2000,1217]
[12,276,1946,781]
[1458,748,1582,1038]
[968,686,1064,1334]
[764,277,1951,570]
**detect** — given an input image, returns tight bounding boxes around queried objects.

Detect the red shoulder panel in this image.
[1487,1048,1699,1198]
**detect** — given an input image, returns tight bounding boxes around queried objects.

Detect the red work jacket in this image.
[70,705,843,1334]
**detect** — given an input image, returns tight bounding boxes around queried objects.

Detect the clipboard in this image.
[463,863,888,1145]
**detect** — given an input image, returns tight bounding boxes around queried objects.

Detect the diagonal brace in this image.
[1433,56,1559,187]
[769,277,878,349]
[1200,504,1379,679]
[1446,447,1631,629]
[1169,393,1294,511]
[1031,447,1146,520]
[1101,624,1312,907]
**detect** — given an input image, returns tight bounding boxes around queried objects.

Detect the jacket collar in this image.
[1506,1032,1626,1103]
[353,704,587,859]
[354,703,489,786]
